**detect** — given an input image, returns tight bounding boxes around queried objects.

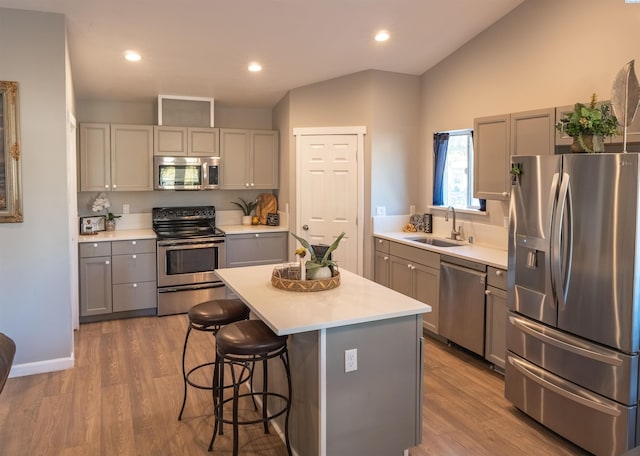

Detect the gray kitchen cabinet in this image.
[79,239,157,321]
[153,126,219,156]
[388,241,440,334]
[79,242,112,317]
[510,108,555,156]
[373,237,390,287]
[80,123,153,191]
[226,232,287,268]
[473,114,511,201]
[220,128,279,189]
[484,266,507,371]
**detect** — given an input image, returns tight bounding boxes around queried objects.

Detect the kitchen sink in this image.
[404,237,461,248]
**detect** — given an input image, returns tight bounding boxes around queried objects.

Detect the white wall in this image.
[419,0,640,226]
[0,8,73,373]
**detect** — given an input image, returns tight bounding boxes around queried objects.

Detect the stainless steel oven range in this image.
[153,206,226,316]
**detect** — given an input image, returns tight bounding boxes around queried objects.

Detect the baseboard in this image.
[9,355,75,378]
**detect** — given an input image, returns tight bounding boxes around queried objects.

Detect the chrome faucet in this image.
[445,206,461,240]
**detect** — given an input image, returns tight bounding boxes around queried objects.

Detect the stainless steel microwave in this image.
[154,156,220,190]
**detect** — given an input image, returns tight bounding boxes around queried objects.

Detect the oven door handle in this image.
[159,241,224,250]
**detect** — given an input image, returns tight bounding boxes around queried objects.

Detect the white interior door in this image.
[295,131,363,274]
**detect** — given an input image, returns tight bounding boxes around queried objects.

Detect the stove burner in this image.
[152,206,223,240]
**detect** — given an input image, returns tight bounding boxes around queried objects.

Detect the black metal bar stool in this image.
[209,319,292,456]
[178,299,250,420]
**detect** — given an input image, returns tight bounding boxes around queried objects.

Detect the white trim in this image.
[10,356,74,378]
[294,126,366,275]
[319,328,327,456]
[429,205,489,217]
[157,95,214,127]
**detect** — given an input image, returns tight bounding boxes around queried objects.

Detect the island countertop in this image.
[216,264,431,336]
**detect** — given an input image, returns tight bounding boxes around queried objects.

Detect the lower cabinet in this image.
[79,239,157,321]
[226,232,287,268]
[386,241,440,335]
[484,266,507,370]
[373,238,390,287]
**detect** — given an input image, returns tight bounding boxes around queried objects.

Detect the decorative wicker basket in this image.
[271,264,340,292]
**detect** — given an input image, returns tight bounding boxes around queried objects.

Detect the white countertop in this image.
[216,264,430,336]
[77,229,157,243]
[375,232,508,269]
[219,224,288,235]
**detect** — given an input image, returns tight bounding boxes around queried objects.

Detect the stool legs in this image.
[178,325,193,421]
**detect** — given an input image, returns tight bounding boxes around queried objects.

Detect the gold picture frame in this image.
[0,81,22,223]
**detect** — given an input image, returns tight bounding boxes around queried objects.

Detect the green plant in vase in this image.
[291,231,345,279]
[555,93,619,153]
[231,197,257,225]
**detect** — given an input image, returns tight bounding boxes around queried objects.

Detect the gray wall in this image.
[0,9,74,370]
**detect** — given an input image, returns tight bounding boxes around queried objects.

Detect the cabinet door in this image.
[485,285,507,370]
[79,256,112,316]
[111,124,153,191]
[220,128,250,189]
[251,130,279,189]
[414,263,439,335]
[226,232,287,268]
[154,126,187,156]
[374,250,390,287]
[79,123,111,192]
[474,114,511,201]
[389,255,413,297]
[510,108,555,156]
[189,127,219,156]
[112,281,157,312]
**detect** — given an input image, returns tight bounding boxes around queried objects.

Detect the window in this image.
[433,129,479,209]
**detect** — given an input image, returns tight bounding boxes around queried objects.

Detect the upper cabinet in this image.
[474,108,555,201]
[220,128,279,190]
[80,123,153,192]
[153,126,219,156]
[473,114,511,201]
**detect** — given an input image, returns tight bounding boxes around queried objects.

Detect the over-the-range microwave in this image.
[154,156,220,190]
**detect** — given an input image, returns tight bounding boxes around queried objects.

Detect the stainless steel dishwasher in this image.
[438,255,487,356]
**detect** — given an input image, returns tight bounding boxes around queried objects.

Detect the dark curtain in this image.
[433,132,449,206]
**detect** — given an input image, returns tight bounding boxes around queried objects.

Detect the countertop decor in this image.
[555,93,618,153]
[271,263,340,292]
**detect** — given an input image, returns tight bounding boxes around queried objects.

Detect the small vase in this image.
[105,220,116,231]
[571,134,605,153]
[241,215,252,225]
[308,266,332,280]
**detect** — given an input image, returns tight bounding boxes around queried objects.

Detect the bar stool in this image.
[178,299,250,420]
[209,319,292,456]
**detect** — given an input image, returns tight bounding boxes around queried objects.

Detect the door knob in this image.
[302,225,309,231]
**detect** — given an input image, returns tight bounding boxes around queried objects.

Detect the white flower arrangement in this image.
[92,192,111,213]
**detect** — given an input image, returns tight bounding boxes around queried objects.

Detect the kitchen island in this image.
[216,264,430,456]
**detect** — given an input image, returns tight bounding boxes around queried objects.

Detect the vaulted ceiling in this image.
[0,0,523,107]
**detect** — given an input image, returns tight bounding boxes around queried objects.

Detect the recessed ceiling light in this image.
[248,62,262,72]
[375,30,390,42]
[124,50,141,62]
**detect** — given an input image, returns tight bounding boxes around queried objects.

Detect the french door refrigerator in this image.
[506,153,640,456]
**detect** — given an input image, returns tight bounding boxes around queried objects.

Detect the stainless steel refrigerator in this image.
[506,153,640,456]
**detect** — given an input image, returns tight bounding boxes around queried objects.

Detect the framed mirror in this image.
[0,81,22,223]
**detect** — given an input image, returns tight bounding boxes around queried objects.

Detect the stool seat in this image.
[216,320,287,356]
[188,299,249,327]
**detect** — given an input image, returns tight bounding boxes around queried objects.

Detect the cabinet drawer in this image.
[79,242,111,258]
[112,281,157,312]
[389,241,440,268]
[111,253,156,283]
[226,232,287,267]
[374,237,390,254]
[112,239,156,255]
[487,266,507,290]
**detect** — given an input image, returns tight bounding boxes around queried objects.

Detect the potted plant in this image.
[555,93,619,153]
[231,197,257,225]
[291,232,345,279]
[92,192,121,231]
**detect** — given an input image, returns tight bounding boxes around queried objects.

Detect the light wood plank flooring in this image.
[0,315,589,455]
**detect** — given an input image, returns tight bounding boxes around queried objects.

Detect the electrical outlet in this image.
[409,205,416,215]
[123,203,130,214]
[376,206,386,216]
[345,348,358,372]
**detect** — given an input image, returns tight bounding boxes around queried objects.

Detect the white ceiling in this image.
[0,0,523,108]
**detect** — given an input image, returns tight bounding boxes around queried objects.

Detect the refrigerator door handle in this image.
[509,315,624,366]
[551,172,572,309]
[508,355,622,417]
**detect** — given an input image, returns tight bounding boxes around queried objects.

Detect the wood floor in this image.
[0,315,590,456]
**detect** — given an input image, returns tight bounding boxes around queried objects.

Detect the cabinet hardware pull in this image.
[105,260,110,265]
[384,256,388,261]
[485,290,492,295]
[132,283,137,288]
[93,243,98,247]
[132,254,137,259]
[132,241,136,245]
[496,270,503,276]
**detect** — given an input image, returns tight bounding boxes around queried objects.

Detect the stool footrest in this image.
[214,392,290,427]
